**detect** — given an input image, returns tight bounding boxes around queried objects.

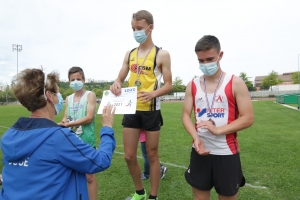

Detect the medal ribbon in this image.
[73,90,85,121]
[136,45,154,77]
[203,72,223,119]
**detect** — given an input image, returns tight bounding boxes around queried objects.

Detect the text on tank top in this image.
[192,73,239,155]
[128,46,162,111]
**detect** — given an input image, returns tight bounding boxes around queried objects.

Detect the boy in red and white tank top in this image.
[182,35,254,200]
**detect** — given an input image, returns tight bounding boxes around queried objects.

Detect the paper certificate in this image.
[97,87,137,114]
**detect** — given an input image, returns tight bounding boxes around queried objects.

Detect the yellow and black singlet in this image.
[127,45,162,111]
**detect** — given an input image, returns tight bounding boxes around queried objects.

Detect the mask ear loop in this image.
[43,73,47,100]
[145,24,152,36]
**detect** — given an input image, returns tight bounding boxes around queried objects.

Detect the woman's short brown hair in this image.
[13,68,60,112]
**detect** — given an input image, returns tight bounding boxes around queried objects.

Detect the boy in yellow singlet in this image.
[110,10,172,200]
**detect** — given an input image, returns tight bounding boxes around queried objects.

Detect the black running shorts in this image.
[122,110,163,131]
[185,148,245,196]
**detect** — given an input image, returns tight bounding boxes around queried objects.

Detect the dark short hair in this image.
[68,66,85,80]
[195,35,221,53]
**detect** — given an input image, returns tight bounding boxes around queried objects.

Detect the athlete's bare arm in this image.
[157,50,172,96]
[63,92,97,127]
[182,81,199,141]
[110,51,130,96]
[223,76,254,132]
[182,81,210,155]
[198,76,254,135]
[138,49,172,103]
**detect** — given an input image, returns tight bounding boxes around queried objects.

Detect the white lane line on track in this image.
[115,151,267,189]
[0,126,9,129]
[0,126,268,189]
[115,151,187,169]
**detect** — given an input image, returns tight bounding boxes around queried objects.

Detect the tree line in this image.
[1,71,299,103]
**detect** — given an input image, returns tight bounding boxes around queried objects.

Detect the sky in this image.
[1,0,300,87]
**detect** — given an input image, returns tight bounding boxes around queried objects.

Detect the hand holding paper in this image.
[97,87,137,114]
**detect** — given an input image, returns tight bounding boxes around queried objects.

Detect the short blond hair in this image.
[132,10,153,25]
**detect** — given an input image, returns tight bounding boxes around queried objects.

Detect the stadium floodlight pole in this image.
[12,44,22,80]
[5,83,8,104]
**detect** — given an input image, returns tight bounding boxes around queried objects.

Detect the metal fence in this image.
[250,90,300,98]
[161,95,184,101]
[161,90,300,101]
[0,101,20,106]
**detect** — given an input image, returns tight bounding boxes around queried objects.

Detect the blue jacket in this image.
[0,117,116,200]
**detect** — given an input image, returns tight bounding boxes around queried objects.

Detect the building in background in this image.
[254,72,293,90]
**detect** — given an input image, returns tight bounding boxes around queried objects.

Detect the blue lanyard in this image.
[73,90,85,121]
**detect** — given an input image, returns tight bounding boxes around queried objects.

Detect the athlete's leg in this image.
[123,127,143,190]
[192,187,210,200]
[218,194,238,200]
[86,173,98,200]
[145,130,160,196]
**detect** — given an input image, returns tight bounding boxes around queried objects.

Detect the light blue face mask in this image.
[70,80,84,91]
[54,93,64,115]
[199,57,219,76]
[133,25,151,44]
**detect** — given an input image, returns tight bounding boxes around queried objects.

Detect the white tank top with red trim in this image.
[192,73,239,155]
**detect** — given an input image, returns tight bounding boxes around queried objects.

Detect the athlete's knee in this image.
[124,153,137,164]
[146,149,159,163]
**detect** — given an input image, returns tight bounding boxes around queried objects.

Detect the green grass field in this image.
[0,101,300,199]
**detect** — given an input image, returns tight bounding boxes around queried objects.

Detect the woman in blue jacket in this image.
[0,68,116,200]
